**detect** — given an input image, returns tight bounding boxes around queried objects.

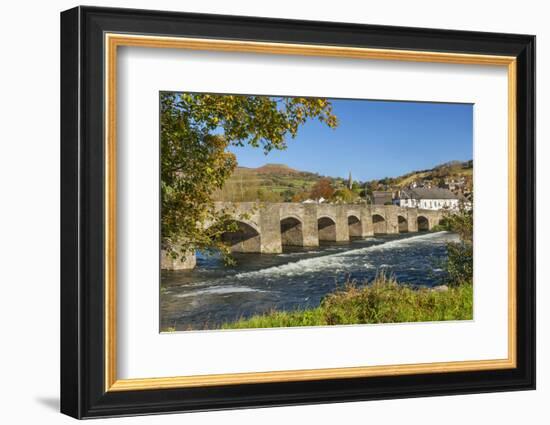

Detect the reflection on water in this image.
[161,231,459,330]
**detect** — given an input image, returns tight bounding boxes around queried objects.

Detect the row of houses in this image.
[301,187,468,211]
[373,187,468,211]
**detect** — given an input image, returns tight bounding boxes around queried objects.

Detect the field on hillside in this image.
[212,164,347,202]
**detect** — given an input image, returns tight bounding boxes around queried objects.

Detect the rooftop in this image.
[401,187,460,200]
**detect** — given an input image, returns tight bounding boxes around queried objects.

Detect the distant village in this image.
[371,175,472,211]
[302,171,473,211]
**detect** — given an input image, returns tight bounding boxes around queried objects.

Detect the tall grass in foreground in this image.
[221,274,473,330]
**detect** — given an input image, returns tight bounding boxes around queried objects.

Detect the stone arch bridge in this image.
[162,202,445,270]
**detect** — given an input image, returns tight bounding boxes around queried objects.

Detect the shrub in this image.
[321,273,472,324]
[439,204,473,286]
[446,241,473,286]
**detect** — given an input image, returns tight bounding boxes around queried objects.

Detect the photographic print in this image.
[160,92,474,332]
[61,9,535,417]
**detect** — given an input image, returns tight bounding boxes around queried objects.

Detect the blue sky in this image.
[228,98,473,182]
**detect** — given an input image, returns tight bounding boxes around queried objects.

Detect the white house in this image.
[396,187,461,211]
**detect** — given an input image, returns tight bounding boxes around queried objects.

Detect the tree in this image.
[440,205,473,243]
[332,188,356,203]
[282,189,296,202]
[309,178,334,200]
[161,93,338,261]
[351,181,361,192]
[291,191,310,202]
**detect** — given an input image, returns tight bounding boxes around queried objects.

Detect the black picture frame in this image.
[61,5,535,419]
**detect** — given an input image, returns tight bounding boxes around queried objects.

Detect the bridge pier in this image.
[384,207,399,234]
[334,206,350,242]
[161,249,196,270]
[259,203,283,253]
[360,207,374,237]
[301,204,320,247]
[406,209,419,232]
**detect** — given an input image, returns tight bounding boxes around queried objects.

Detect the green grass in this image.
[221,275,473,330]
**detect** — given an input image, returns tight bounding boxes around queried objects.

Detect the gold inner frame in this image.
[104,33,517,392]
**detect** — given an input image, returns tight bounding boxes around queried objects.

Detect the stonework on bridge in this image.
[162,202,445,270]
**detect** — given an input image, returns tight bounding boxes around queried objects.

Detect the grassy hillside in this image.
[370,160,473,191]
[212,163,334,202]
[395,160,473,187]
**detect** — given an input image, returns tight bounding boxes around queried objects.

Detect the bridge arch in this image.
[372,214,387,234]
[417,216,430,232]
[221,220,261,252]
[280,216,304,247]
[347,214,362,238]
[398,215,408,233]
[318,216,337,241]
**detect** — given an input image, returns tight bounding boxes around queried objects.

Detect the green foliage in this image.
[440,205,473,243]
[378,177,394,186]
[291,191,311,202]
[440,205,473,285]
[161,93,338,259]
[322,274,472,325]
[446,242,473,286]
[331,187,357,203]
[221,274,473,329]
[281,189,295,202]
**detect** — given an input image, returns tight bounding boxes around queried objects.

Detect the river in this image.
[160,231,459,330]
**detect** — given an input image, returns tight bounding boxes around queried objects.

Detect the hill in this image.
[212,163,326,202]
[250,163,300,175]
